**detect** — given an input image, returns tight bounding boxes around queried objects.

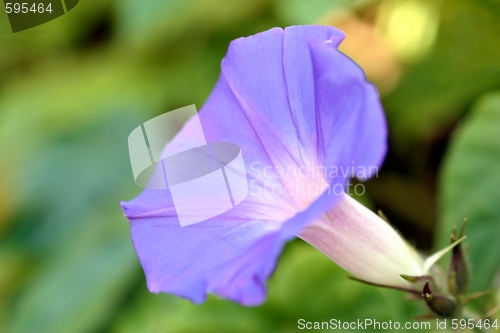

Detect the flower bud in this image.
[423,282,458,318]
[449,221,470,296]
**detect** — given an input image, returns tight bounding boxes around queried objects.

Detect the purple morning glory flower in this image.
[121,25,388,305]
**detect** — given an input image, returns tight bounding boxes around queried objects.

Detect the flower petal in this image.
[299,193,425,289]
[308,38,387,182]
[121,25,388,304]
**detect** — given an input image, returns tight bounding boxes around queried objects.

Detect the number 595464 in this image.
[5,2,53,14]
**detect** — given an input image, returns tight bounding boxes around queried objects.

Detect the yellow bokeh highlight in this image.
[377,0,440,62]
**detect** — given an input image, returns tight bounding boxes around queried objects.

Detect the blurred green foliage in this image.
[383,0,500,147]
[438,93,500,294]
[0,0,499,332]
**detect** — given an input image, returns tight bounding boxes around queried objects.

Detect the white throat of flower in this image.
[298,192,465,291]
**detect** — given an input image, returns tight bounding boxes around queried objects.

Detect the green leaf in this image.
[438,92,500,293]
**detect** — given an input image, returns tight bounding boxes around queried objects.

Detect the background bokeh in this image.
[1,0,499,332]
